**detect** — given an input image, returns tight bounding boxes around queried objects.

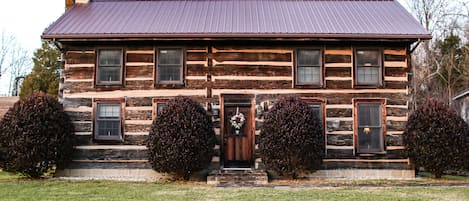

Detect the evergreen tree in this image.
[19,41,60,97]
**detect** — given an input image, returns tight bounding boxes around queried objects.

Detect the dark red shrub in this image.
[0,93,75,178]
[259,96,324,179]
[404,98,468,178]
[147,97,216,180]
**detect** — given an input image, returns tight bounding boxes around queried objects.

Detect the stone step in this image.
[207,170,268,186]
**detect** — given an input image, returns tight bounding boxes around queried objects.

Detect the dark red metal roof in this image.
[42,0,432,40]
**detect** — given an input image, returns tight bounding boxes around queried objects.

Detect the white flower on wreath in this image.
[230,113,245,130]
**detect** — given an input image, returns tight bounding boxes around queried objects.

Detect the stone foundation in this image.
[307,169,415,180]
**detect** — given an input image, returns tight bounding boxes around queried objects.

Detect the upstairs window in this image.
[95,103,122,140]
[97,49,123,85]
[355,49,382,86]
[157,48,183,84]
[356,102,384,153]
[296,49,322,86]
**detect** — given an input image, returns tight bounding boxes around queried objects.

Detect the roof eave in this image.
[42,33,433,41]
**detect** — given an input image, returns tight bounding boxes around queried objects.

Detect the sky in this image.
[0,0,410,95]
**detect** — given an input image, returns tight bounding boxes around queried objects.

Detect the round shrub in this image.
[0,93,75,178]
[259,96,324,179]
[404,98,468,178]
[147,97,216,180]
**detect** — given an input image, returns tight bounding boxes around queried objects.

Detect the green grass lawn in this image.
[0,171,468,201]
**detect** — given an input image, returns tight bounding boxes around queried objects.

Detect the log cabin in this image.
[42,0,431,182]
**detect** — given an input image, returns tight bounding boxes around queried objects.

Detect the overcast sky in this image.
[0,0,410,95]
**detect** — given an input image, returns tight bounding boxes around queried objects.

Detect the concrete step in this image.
[207,170,268,186]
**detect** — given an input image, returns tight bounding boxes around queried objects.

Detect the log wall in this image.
[62,43,411,172]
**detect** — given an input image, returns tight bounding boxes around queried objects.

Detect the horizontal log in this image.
[384,81,407,89]
[326,80,352,89]
[325,54,351,64]
[186,52,207,61]
[64,67,94,80]
[126,65,153,78]
[212,52,291,62]
[126,97,153,107]
[63,81,94,92]
[212,47,292,54]
[186,64,207,76]
[73,121,92,132]
[125,110,152,121]
[125,80,154,90]
[385,67,407,77]
[212,76,292,81]
[126,53,153,63]
[326,120,353,131]
[386,107,407,117]
[384,54,406,62]
[386,120,407,131]
[126,50,154,54]
[64,89,206,98]
[66,52,95,64]
[186,76,206,80]
[125,124,151,133]
[211,65,292,77]
[189,80,293,89]
[212,89,407,95]
[63,98,93,107]
[213,60,292,67]
[326,108,352,117]
[386,134,404,146]
[326,148,353,159]
[386,98,407,106]
[327,134,353,146]
[66,111,92,121]
[325,67,352,77]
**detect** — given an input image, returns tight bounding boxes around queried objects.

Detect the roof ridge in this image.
[91,0,395,2]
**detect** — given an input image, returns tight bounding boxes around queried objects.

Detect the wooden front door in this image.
[222,97,254,168]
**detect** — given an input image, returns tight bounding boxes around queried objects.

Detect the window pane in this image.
[97,120,120,136]
[159,49,182,65]
[98,67,121,82]
[358,103,381,126]
[99,50,121,65]
[298,49,320,66]
[157,103,167,114]
[98,104,120,119]
[356,50,380,66]
[297,66,320,85]
[308,103,322,124]
[158,65,181,81]
[356,66,379,85]
[358,127,382,152]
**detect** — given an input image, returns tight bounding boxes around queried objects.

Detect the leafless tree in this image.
[404,0,468,108]
[0,31,31,96]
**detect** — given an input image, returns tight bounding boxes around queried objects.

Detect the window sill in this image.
[356,151,387,156]
[295,85,323,89]
[94,135,123,142]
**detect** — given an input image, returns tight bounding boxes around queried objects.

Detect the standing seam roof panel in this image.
[42,0,432,39]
